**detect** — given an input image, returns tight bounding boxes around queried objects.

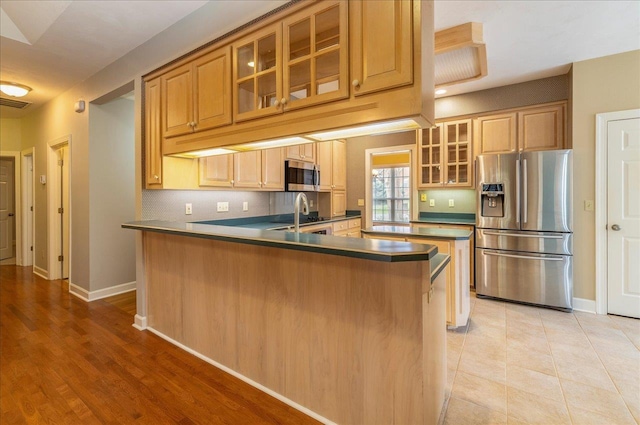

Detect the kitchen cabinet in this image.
[285,143,315,162]
[418,119,473,188]
[350,0,413,96]
[474,102,566,155]
[233,1,348,122]
[145,77,162,188]
[315,140,346,191]
[362,230,470,328]
[162,46,232,138]
[199,148,283,190]
[333,218,361,237]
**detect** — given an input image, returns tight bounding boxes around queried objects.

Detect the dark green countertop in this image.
[411,212,476,226]
[430,254,451,281]
[362,225,472,240]
[123,220,436,263]
[196,213,361,231]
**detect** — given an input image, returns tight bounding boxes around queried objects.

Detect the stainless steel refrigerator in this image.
[475,150,573,311]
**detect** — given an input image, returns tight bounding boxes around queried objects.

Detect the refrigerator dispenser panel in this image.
[481,183,504,217]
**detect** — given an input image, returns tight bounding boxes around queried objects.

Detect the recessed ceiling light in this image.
[435,89,447,95]
[0,81,32,97]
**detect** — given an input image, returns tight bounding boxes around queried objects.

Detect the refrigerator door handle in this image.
[523,159,528,224]
[483,250,564,261]
[482,231,563,239]
[515,159,521,224]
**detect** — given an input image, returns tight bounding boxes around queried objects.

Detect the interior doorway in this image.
[595,109,640,318]
[21,149,34,267]
[48,137,71,280]
[0,157,16,261]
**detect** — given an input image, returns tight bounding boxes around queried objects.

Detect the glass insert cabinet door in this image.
[233,24,282,122]
[419,124,443,187]
[282,0,348,110]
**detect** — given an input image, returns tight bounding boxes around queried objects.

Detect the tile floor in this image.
[442,294,640,425]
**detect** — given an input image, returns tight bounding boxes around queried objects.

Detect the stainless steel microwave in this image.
[284,160,320,192]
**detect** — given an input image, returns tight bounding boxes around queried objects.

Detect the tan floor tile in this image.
[458,351,506,384]
[451,371,507,414]
[544,327,593,349]
[568,405,636,425]
[464,336,506,362]
[506,327,549,347]
[506,316,545,335]
[506,386,571,425]
[443,397,507,425]
[506,417,529,425]
[553,356,618,393]
[548,340,599,363]
[506,344,556,376]
[560,379,636,424]
[506,365,563,401]
[621,391,640,425]
[507,335,551,356]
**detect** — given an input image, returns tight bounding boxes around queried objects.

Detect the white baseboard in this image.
[146,326,337,425]
[132,314,147,330]
[33,266,48,280]
[573,297,597,314]
[69,281,136,302]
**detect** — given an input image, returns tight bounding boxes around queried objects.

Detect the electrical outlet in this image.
[217,201,229,212]
[420,193,427,202]
[449,199,455,207]
[309,199,314,207]
[584,200,594,211]
[357,198,365,207]
[429,199,435,207]
[185,203,192,215]
[243,201,249,211]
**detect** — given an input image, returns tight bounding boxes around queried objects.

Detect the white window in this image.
[372,166,410,223]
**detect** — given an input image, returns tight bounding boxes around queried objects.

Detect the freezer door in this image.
[475,248,573,310]
[476,153,519,230]
[476,229,572,255]
[521,150,572,232]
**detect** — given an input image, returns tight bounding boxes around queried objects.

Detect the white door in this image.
[608,117,640,318]
[0,158,15,260]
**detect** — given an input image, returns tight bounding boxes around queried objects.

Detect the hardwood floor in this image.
[0,265,321,424]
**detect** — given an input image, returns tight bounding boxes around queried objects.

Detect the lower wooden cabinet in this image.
[333,218,361,237]
[363,231,471,328]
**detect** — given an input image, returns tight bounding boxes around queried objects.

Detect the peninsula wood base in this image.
[142,231,446,424]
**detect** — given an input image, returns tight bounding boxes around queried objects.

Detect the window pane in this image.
[372,165,410,223]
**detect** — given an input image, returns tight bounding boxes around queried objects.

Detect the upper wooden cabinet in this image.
[475,102,566,155]
[233,1,348,122]
[316,139,346,191]
[419,120,473,188]
[145,78,162,187]
[350,0,413,96]
[285,143,315,162]
[162,46,232,138]
[199,148,284,190]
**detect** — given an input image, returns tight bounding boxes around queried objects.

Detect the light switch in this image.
[185,203,192,215]
[357,198,365,207]
[449,199,455,207]
[429,199,435,207]
[420,193,427,202]
[243,201,248,211]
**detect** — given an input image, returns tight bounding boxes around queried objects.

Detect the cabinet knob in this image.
[352,79,360,88]
[281,97,287,105]
[153,174,159,180]
[274,99,280,107]
[231,180,235,185]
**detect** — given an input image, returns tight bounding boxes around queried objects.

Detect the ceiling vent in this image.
[0,96,31,109]
[435,22,487,88]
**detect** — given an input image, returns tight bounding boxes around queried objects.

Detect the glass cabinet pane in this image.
[448,165,457,183]
[432,146,440,164]
[315,6,340,51]
[258,35,277,71]
[237,80,255,114]
[316,50,340,94]
[432,166,441,184]
[237,43,255,79]
[459,122,469,142]
[257,73,277,109]
[289,60,310,100]
[289,19,310,60]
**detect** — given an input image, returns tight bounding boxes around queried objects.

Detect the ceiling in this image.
[1,0,638,118]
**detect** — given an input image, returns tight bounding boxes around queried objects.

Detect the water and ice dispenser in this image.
[480,183,504,217]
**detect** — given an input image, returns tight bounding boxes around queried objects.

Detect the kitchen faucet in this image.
[294,193,309,233]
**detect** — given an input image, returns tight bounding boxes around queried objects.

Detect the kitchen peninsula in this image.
[124,220,448,425]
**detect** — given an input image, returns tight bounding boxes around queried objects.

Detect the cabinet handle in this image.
[352,79,360,88]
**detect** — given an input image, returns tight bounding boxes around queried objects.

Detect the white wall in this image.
[572,49,640,300]
[88,97,136,292]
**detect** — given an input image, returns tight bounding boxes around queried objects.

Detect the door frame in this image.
[364,142,417,229]
[0,151,21,264]
[594,108,640,314]
[47,135,72,281]
[21,148,35,267]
